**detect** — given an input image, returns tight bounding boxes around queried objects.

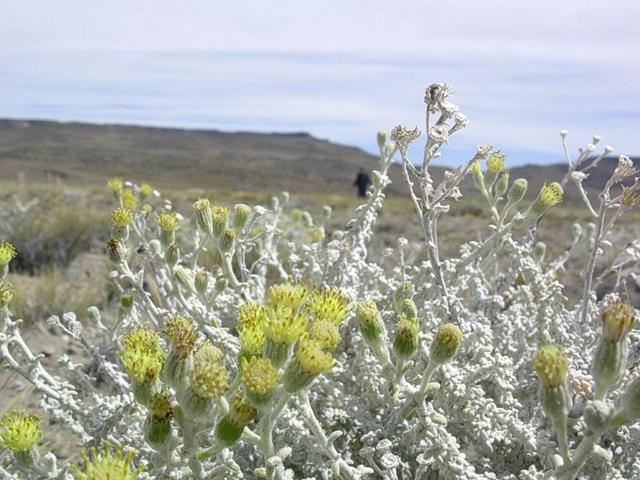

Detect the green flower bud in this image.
[377,131,388,150]
[533,242,546,264]
[165,243,180,267]
[193,198,213,235]
[215,396,257,446]
[401,299,418,321]
[107,177,124,201]
[0,281,15,308]
[355,300,385,344]
[485,153,506,186]
[495,171,510,197]
[173,265,194,292]
[144,392,173,450]
[194,271,209,295]
[87,306,101,324]
[393,316,418,359]
[118,327,165,396]
[233,204,252,230]
[534,346,570,442]
[508,178,528,205]
[106,239,127,263]
[592,339,627,400]
[601,302,635,342]
[393,281,415,314]
[471,160,485,191]
[429,323,463,365]
[219,228,236,253]
[301,212,314,228]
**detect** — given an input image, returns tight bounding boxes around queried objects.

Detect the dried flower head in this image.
[534,345,568,388]
[0,241,17,267]
[0,281,15,308]
[72,444,142,480]
[613,155,638,182]
[119,327,165,384]
[390,125,421,149]
[621,179,640,208]
[111,207,134,228]
[0,411,42,453]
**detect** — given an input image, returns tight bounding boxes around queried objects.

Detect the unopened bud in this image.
[165,244,180,267]
[193,199,213,235]
[377,131,388,150]
[233,204,252,230]
[393,316,418,359]
[533,242,546,264]
[211,206,230,238]
[495,171,510,197]
[194,271,209,295]
[219,228,236,253]
[429,324,463,365]
[215,395,257,446]
[355,300,385,344]
[508,178,528,205]
[173,266,194,292]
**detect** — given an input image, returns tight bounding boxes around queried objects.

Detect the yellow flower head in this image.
[241,357,278,395]
[118,327,165,384]
[149,391,173,420]
[0,411,42,453]
[192,198,211,213]
[139,183,154,200]
[264,306,307,345]
[308,320,342,351]
[122,190,138,211]
[158,212,179,233]
[0,281,15,308]
[487,153,506,174]
[296,335,335,375]
[601,302,636,342]
[307,287,350,325]
[0,241,17,267]
[72,444,142,480]
[539,182,564,207]
[107,178,124,195]
[237,302,267,332]
[239,324,265,357]
[211,205,230,231]
[436,323,463,350]
[266,283,307,310]
[111,207,134,228]
[163,316,198,359]
[190,355,229,399]
[193,340,224,366]
[534,345,568,388]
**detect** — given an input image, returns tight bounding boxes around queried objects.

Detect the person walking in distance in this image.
[353,168,371,198]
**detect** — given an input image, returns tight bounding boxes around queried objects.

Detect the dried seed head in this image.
[390,125,421,149]
[621,179,640,208]
[106,239,127,263]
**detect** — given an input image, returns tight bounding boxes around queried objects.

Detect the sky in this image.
[1,0,639,166]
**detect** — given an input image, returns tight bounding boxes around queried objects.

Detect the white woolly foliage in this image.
[1,85,640,480]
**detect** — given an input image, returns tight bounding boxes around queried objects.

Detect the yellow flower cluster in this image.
[487,153,506,174]
[263,307,307,345]
[237,303,267,356]
[107,178,123,195]
[0,241,17,267]
[308,320,341,352]
[119,327,165,384]
[72,445,142,480]
[0,411,42,453]
[539,182,564,207]
[122,190,138,210]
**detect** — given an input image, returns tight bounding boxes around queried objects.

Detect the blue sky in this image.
[1,0,638,166]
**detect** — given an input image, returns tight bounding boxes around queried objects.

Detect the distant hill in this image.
[0,119,636,204]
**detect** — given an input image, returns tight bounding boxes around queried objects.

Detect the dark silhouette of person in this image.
[354,168,371,198]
